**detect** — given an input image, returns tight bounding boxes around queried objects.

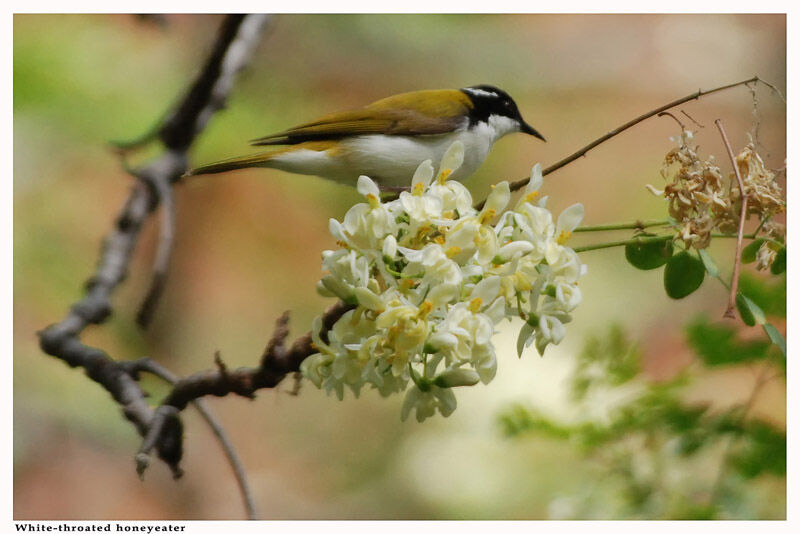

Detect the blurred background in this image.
[14,14,785,519]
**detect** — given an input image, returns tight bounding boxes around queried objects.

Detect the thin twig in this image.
[477,76,776,211]
[572,234,673,254]
[681,110,705,128]
[657,111,687,130]
[715,119,748,319]
[121,358,258,520]
[136,167,176,328]
[572,231,768,254]
[574,218,671,233]
[524,77,762,185]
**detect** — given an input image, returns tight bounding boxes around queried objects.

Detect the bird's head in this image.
[461,84,546,142]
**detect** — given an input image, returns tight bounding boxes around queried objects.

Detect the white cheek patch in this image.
[488,114,520,138]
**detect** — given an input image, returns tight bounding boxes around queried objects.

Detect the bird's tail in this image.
[184,152,277,177]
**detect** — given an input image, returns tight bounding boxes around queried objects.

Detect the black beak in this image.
[520,120,546,142]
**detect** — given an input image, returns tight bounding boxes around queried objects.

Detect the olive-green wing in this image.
[250,89,473,146]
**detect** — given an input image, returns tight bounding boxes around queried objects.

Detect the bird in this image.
[185,85,545,190]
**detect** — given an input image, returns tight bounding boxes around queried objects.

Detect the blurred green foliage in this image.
[500,286,785,519]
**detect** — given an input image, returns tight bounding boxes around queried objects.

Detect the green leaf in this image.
[625,239,673,270]
[736,293,766,326]
[664,251,705,299]
[730,421,786,478]
[763,323,786,356]
[686,316,770,366]
[516,322,535,358]
[571,325,641,400]
[736,293,756,326]
[697,249,719,278]
[738,274,786,318]
[742,239,765,263]
[770,247,786,275]
[498,404,572,439]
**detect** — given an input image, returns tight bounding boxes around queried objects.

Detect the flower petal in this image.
[439,141,465,175]
[556,203,585,233]
[524,163,543,195]
[357,175,380,198]
[412,159,435,189]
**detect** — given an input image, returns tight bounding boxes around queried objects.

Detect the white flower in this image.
[428,180,474,215]
[435,367,481,388]
[338,176,397,249]
[400,162,443,227]
[523,163,543,198]
[303,150,586,421]
[555,203,584,245]
[445,216,499,266]
[300,353,333,388]
[479,181,511,224]
[555,282,582,311]
[539,314,566,346]
[401,384,457,422]
[382,235,398,258]
[412,159,435,192]
[357,174,381,200]
[436,141,465,182]
[399,243,462,287]
[514,204,555,241]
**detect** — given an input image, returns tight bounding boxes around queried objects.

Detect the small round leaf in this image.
[742,239,765,264]
[770,247,786,275]
[664,251,705,299]
[625,239,674,270]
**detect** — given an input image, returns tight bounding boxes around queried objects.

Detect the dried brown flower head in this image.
[649,131,785,258]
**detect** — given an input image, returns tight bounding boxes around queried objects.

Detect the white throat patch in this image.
[487,114,519,140]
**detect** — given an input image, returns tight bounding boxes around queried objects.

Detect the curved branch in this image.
[38,14,269,477]
[135,302,353,476]
[120,358,259,520]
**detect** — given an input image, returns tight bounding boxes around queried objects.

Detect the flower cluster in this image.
[649,130,785,258]
[301,142,586,422]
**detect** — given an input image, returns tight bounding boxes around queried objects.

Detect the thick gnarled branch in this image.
[37,13,269,479]
[132,302,352,480]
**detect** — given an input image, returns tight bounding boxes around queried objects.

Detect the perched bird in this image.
[186,85,545,189]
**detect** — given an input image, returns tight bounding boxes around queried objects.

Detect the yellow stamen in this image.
[468,297,482,313]
[442,210,455,219]
[445,246,462,258]
[366,193,380,209]
[335,240,349,249]
[437,168,453,184]
[434,235,445,245]
[418,300,433,317]
[412,182,425,196]
[523,190,539,203]
[557,230,572,244]
[479,209,496,224]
